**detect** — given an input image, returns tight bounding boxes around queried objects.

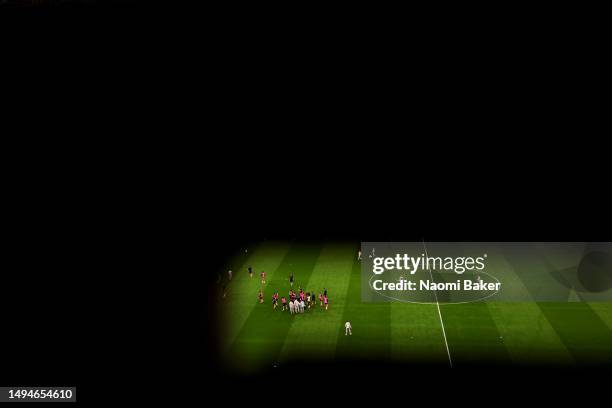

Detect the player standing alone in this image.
[248,266,253,279]
[358,250,361,261]
[345,321,352,335]
[258,290,264,304]
[281,296,287,311]
[260,271,266,284]
[289,273,294,287]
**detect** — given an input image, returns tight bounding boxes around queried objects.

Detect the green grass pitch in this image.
[219,242,612,372]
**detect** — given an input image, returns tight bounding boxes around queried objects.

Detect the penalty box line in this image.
[422,238,453,368]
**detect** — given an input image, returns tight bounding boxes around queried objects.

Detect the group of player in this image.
[250,269,330,314]
[258,287,330,313]
[222,249,354,336]
[229,263,331,314]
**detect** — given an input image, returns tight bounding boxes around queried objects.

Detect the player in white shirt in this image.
[300,299,305,313]
[295,299,302,313]
[228,270,233,281]
[358,250,361,261]
[345,321,352,335]
[289,299,295,314]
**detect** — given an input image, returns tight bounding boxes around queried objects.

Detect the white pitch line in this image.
[422,239,453,368]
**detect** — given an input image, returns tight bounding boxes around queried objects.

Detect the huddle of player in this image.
[252,268,330,313]
[276,287,330,313]
[256,284,330,314]
[286,294,305,314]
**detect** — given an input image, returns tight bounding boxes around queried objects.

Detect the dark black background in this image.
[2,0,610,405]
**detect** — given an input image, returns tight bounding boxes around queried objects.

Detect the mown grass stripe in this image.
[588,302,612,331]
[441,302,512,365]
[466,244,573,365]
[279,243,355,361]
[223,241,291,350]
[536,302,612,365]
[502,246,612,365]
[389,241,447,365]
[336,245,392,362]
[226,242,323,372]
[484,245,573,365]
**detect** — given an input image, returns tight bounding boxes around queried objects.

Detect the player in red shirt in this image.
[260,271,266,284]
[281,296,287,311]
[272,292,278,310]
[324,295,329,310]
[319,293,323,307]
